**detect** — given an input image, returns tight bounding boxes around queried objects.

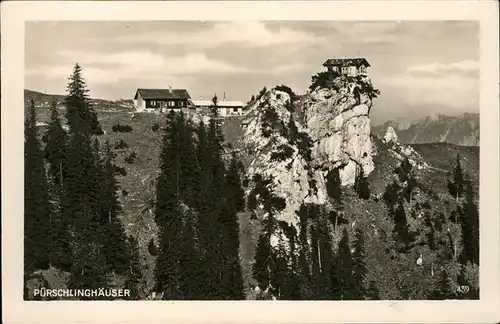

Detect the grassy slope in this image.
[33,106,479,298]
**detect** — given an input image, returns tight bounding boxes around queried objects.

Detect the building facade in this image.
[323,58,370,76]
[133,87,192,112]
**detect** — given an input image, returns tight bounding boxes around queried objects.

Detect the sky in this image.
[25,21,479,125]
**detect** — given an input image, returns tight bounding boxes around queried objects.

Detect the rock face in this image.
[302,78,376,185]
[383,126,399,144]
[239,75,379,232]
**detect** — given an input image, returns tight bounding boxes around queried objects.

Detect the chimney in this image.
[199,96,203,100]
[223,92,226,101]
[168,85,173,92]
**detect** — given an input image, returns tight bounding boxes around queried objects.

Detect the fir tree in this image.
[393,202,413,252]
[366,280,380,300]
[99,141,131,275]
[430,269,455,300]
[460,177,479,266]
[154,110,184,299]
[336,228,355,300]
[395,157,417,204]
[42,99,72,270]
[61,65,108,292]
[447,153,465,202]
[220,153,245,299]
[64,63,102,136]
[352,228,368,299]
[326,167,342,205]
[355,165,370,200]
[122,237,143,300]
[24,99,53,273]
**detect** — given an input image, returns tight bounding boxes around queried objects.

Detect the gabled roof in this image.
[323,58,371,67]
[134,88,191,100]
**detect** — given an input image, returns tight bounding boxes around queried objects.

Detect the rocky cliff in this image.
[238,75,380,238]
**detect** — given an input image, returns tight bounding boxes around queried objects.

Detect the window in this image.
[178,101,184,107]
[168,101,175,107]
[151,100,156,106]
[233,107,238,112]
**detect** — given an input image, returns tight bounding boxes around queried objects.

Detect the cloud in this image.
[381,61,479,109]
[106,21,322,48]
[406,60,479,78]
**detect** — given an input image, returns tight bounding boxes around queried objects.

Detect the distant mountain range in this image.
[24,89,134,111]
[372,113,479,146]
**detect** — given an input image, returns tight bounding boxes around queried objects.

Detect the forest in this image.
[24,64,479,300]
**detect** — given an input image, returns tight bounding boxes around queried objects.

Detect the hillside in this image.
[24,89,135,111]
[372,113,479,146]
[26,74,480,300]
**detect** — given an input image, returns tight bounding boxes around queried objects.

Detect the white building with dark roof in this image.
[323,57,371,76]
[133,86,192,112]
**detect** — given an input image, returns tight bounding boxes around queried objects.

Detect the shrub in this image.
[121,189,129,197]
[309,71,338,91]
[274,84,298,101]
[256,87,267,101]
[270,144,295,162]
[125,151,137,164]
[114,139,128,150]
[151,123,160,132]
[295,132,313,161]
[112,122,133,133]
[114,165,127,176]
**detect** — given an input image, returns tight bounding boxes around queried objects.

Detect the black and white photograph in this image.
[2,1,499,323]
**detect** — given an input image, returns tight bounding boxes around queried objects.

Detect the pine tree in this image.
[447,153,465,202]
[460,177,479,266]
[65,63,102,136]
[62,65,107,292]
[42,99,72,270]
[336,228,355,300]
[326,167,342,205]
[220,153,245,299]
[99,141,130,275]
[43,99,68,192]
[366,280,380,300]
[352,228,367,299]
[393,202,413,252]
[430,269,455,300]
[154,110,183,299]
[24,99,53,273]
[395,157,417,204]
[355,165,370,200]
[123,237,143,300]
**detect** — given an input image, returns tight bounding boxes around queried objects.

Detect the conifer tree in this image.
[99,140,130,275]
[326,167,342,205]
[366,280,380,300]
[154,110,183,299]
[43,99,68,193]
[395,157,417,204]
[355,165,370,200]
[123,237,143,300]
[447,153,466,202]
[352,228,368,299]
[42,99,72,270]
[24,99,53,273]
[64,63,102,136]
[220,153,245,299]
[393,202,413,252]
[336,228,355,300]
[460,177,479,266]
[430,269,455,300]
[62,65,107,291]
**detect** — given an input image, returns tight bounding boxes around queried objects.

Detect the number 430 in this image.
[456,285,470,294]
